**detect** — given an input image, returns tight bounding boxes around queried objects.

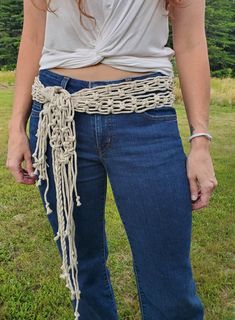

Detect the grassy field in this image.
[0,71,234,320]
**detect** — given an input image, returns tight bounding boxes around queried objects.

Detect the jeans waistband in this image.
[39,68,170,89]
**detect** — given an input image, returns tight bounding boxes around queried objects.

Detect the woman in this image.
[6,0,218,319]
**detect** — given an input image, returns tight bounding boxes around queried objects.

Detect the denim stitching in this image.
[142,106,177,122]
[99,115,113,155]
[143,115,177,122]
[30,101,43,117]
[94,115,102,158]
[132,259,172,320]
[101,174,118,317]
[108,114,114,150]
[132,258,146,320]
[60,75,70,89]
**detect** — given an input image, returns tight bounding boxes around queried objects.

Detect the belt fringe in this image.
[30,74,175,319]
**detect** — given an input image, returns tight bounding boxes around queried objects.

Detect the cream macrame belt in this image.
[31,74,175,319]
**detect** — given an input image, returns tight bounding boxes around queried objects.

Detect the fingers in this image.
[6,161,25,183]
[24,152,37,177]
[6,154,37,185]
[6,131,38,185]
[186,151,218,211]
[188,174,200,201]
[190,177,218,211]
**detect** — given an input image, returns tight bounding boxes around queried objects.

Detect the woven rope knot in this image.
[118,88,125,96]
[92,92,100,100]
[142,100,147,107]
[32,76,72,104]
[143,84,149,91]
[53,86,64,94]
[107,98,113,106]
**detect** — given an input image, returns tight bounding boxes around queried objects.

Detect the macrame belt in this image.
[31,74,175,319]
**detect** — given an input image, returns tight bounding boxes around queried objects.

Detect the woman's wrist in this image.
[190,136,211,150]
[8,117,27,133]
[187,123,212,150]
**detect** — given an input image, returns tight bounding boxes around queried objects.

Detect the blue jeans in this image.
[29,69,205,320]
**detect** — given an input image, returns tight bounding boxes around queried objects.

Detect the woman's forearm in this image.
[174,37,211,148]
[8,37,43,133]
[170,0,211,149]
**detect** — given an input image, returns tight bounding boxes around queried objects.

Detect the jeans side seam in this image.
[132,258,146,320]
[101,175,118,316]
[102,226,118,314]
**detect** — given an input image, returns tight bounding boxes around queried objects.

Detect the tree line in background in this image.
[0,0,234,77]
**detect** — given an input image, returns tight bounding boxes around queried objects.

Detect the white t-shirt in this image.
[39,0,175,76]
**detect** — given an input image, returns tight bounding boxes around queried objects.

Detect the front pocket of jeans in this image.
[31,100,43,118]
[142,105,177,121]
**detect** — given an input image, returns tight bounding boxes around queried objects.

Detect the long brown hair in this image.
[35,0,183,30]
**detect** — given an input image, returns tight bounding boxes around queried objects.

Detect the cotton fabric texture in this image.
[39,0,175,75]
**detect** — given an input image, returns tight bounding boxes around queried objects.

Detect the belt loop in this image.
[60,76,70,89]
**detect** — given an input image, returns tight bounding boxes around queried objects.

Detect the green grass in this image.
[0,72,234,320]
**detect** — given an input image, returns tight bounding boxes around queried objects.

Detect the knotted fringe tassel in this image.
[31,80,82,319]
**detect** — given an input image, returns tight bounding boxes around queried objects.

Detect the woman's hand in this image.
[186,138,218,211]
[6,129,37,185]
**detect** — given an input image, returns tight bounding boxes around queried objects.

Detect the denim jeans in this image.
[29,69,205,320]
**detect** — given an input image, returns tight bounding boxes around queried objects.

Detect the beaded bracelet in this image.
[188,132,213,143]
